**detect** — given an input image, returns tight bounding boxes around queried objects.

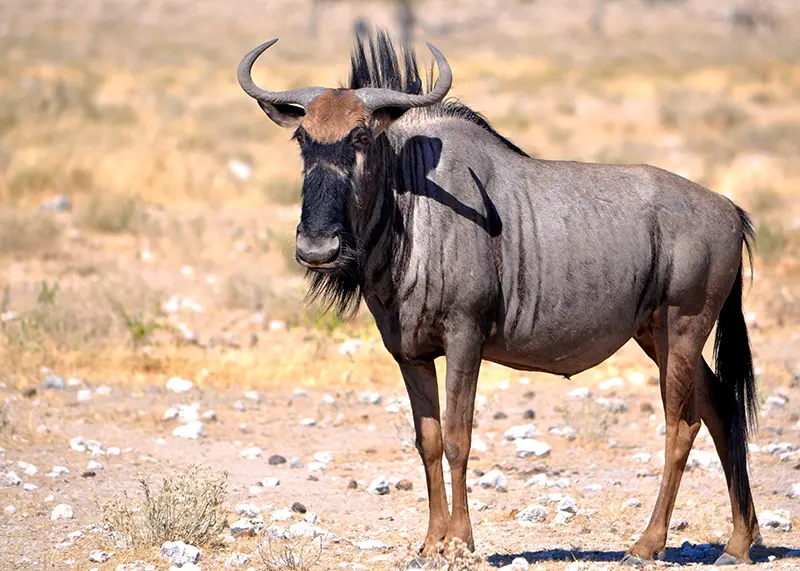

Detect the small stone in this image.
[43,375,65,390]
[395,479,413,491]
[89,550,111,563]
[236,504,261,517]
[656,423,667,436]
[499,557,530,571]
[671,519,689,531]
[516,504,547,524]
[307,462,326,473]
[340,339,363,355]
[292,388,308,398]
[554,510,574,524]
[172,421,204,439]
[504,424,537,441]
[557,497,578,514]
[368,476,390,495]
[51,466,69,476]
[177,404,200,422]
[160,541,200,565]
[225,552,251,567]
[288,501,306,514]
[51,504,74,521]
[599,376,624,390]
[759,509,792,532]
[5,505,16,514]
[313,451,334,464]
[240,447,263,459]
[271,508,294,522]
[764,443,795,455]
[582,483,603,492]
[233,400,247,412]
[3,470,22,486]
[299,418,317,427]
[163,408,179,421]
[622,497,642,510]
[549,426,577,440]
[569,387,591,400]
[23,483,38,491]
[77,389,92,402]
[687,449,719,471]
[165,377,193,393]
[471,436,488,453]
[289,457,303,469]
[87,460,104,471]
[523,409,536,420]
[230,518,261,537]
[632,453,652,463]
[515,439,551,458]
[348,480,358,489]
[268,454,287,465]
[358,391,382,405]
[287,521,332,539]
[788,483,800,499]
[493,411,508,420]
[260,477,280,488]
[201,410,217,421]
[82,470,97,478]
[477,469,508,491]
[321,393,337,405]
[356,540,387,550]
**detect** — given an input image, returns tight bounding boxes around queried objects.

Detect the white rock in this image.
[632,453,652,463]
[307,462,326,473]
[524,474,550,488]
[356,540,388,550]
[321,394,337,405]
[516,504,547,525]
[515,439,551,458]
[499,557,530,571]
[87,460,104,471]
[469,499,488,512]
[787,483,800,500]
[471,436,488,453]
[764,443,795,455]
[569,387,591,400]
[23,483,38,491]
[628,372,646,386]
[557,497,578,514]
[49,465,67,475]
[178,404,200,422]
[292,388,307,398]
[201,410,217,421]
[235,504,261,518]
[358,391,382,405]
[3,470,22,486]
[19,461,39,475]
[77,389,93,402]
[622,498,642,510]
[287,521,332,539]
[160,541,201,565]
[549,426,577,440]
[339,339,363,355]
[230,518,262,537]
[656,423,666,436]
[765,395,788,409]
[504,424,537,441]
[759,510,792,532]
[554,510,575,525]
[244,391,260,402]
[259,477,280,488]
[582,483,603,492]
[599,377,624,390]
[477,469,508,491]
[5,505,16,514]
[687,449,719,471]
[171,564,200,571]
[163,408,179,420]
[304,512,319,524]
[299,418,317,427]
[385,404,400,414]
[271,508,294,522]
[565,563,588,571]
[51,504,74,520]
[368,476,390,495]
[165,377,193,393]
[89,550,111,563]
[239,447,262,459]
[172,421,204,439]
[228,158,252,181]
[313,451,334,464]
[225,552,251,567]
[70,437,88,452]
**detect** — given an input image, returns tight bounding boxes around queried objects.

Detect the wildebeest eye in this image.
[353,132,371,149]
[295,132,305,146]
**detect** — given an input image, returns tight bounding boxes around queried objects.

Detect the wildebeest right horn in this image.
[237,39,326,107]
[354,42,452,110]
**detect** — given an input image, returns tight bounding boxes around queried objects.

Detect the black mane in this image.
[348,29,529,157]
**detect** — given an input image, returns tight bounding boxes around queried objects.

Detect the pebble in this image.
[549,426,577,440]
[163,408,179,421]
[622,498,643,510]
[240,447,263,459]
[51,504,74,521]
[271,508,294,522]
[89,550,111,563]
[687,449,719,471]
[632,453,652,463]
[43,375,65,390]
[358,391,382,405]
[395,479,413,491]
[268,455,287,465]
[321,394,337,405]
[230,518,262,537]
[300,418,317,427]
[368,476,390,495]
[471,436,488,453]
[201,410,217,421]
[77,389,92,403]
[23,483,38,491]
[599,377,625,390]
[759,509,792,532]
[160,541,201,565]
[3,470,22,486]
[172,421,204,439]
[260,477,280,488]
[656,423,667,436]
[671,519,689,531]
[515,439,552,458]
[788,483,800,499]
[554,510,574,524]
[244,391,260,402]
[516,504,547,525]
[225,552,251,567]
[87,460,104,471]
[287,521,332,539]
[582,483,603,492]
[5,505,16,514]
[595,397,628,413]
[569,387,591,400]
[165,377,194,393]
[764,443,795,455]
[291,501,307,514]
[340,339,363,355]
[557,497,578,514]
[504,424,537,441]
[289,458,303,469]
[356,540,387,550]
[178,404,200,422]
[233,400,247,412]
[313,451,334,464]
[19,461,39,475]
[499,557,530,571]
[477,469,508,492]
[236,504,261,517]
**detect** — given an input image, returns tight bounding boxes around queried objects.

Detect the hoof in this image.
[620,554,648,566]
[714,553,745,566]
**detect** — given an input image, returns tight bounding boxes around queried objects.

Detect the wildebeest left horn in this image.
[354,43,452,110]
[237,39,326,107]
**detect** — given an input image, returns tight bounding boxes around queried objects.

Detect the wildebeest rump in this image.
[237,30,759,565]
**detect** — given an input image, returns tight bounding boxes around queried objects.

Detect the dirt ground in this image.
[2,0,800,569]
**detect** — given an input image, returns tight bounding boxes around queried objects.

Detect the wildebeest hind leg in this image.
[625,307,704,563]
[442,329,483,552]
[400,362,450,556]
[696,360,760,564]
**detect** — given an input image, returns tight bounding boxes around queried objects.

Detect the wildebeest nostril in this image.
[296,232,341,266]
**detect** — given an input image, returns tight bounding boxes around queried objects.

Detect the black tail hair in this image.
[713,206,757,522]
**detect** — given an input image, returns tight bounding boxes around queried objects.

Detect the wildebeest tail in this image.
[713,205,757,522]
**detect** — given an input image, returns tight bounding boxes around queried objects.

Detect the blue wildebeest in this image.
[237,31,759,565]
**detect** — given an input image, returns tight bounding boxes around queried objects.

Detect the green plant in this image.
[114,302,164,349]
[36,280,60,306]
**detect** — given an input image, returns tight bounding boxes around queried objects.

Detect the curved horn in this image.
[237,39,325,107]
[354,42,452,110]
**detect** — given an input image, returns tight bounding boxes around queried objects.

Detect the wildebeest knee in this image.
[443,440,463,466]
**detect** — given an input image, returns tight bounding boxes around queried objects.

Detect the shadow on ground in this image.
[488,545,800,567]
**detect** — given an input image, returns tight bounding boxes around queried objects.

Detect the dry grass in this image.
[102,465,228,548]
[558,399,618,442]
[0,209,62,258]
[76,191,147,234]
[259,536,325,571]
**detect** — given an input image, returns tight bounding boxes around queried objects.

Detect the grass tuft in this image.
[0,210,62,258]
[76,191,146,233]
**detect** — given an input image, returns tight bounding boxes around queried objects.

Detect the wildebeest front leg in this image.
[400,362,450,556]
[442,334,482,551]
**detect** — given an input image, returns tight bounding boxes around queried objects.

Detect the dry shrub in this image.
[76,191,146,233]
[103,465,228,547]
[559,399,617,441]
[258,535,324,571]
[0,210,62,258]
[396,540,482,570]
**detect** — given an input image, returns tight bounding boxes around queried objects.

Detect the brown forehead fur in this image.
[302,89,369,143]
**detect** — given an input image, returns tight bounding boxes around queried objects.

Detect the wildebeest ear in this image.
[371,107,408,135]
[257,101,305,128]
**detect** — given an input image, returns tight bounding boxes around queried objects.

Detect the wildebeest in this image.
[237,30,759,565]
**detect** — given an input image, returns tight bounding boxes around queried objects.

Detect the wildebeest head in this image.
[236,38,451,272]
